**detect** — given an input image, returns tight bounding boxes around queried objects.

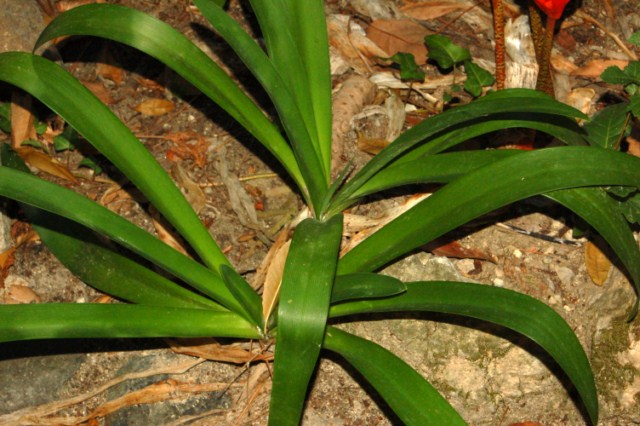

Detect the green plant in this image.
[0,1,639,424]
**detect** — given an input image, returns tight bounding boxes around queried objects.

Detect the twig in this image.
[576,10,638,61]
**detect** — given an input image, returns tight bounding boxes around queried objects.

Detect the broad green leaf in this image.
[629,93,640,118]
[0,51,229,274]
[463,60,494,97]
[34,4,308,213]
[329,89,587,213]
[338,147,640,274]
[191,0,326,211]
[329,281,598,425]
[0,304,260,343]
[220,265,263,330]
[331,273,406,304]
[583,103,630,149]
[0,166,243,313]
[269,215,343,426]
[388,53,426,82]
[323,326,467,425]
[425,35,471,70]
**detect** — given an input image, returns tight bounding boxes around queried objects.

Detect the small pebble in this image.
[493,278,504,287]
[513,249,523,258]
[4,285,41,304]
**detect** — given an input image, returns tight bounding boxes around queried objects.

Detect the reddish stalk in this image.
[535,15,556,97]
[491,0,506,90]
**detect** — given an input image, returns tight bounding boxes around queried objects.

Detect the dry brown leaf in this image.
[327,15,389,73]
[357,134,389,155]
[82,80,116,105]
[171,163,206,214]
[400,0,473,21]
[366,19,430,64]
[585,240,611,286]
[16,147,77,182]
[151,212,190,256]
[169,338,272,364]
[570,59,629,78]
[133,98,175,116]
[262,238,291,327]
[4,284,41,304]
[563,88,596,117]
[10,91,36,149]
[427,239,496,263]
[627,136,640,158]
[96,48,123,85]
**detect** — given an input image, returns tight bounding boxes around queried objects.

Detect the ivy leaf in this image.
[53,135,74,152]
[629,32,640,47]
[583,103,630,149]
[387,53,426,82]
[630,93,640,118]
[79,157,103,175]
[463,60,494,97]
[424,35,470,70]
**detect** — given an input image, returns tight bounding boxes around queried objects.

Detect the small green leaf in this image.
[629,32,640,46]
[425,34,471,70]
[20,138,43,148]
[78,156,102,175]
[463,60,494,97]
[53,134,74,151]
[583,103,630,149]
[0,102,10,133]
[630,93,640,118]
[601,66,637,85]
[35,120,47,135]
[387,53,425,82]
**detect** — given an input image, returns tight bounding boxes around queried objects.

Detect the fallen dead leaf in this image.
[10,91,37,149]
[327,14,389,74]
[261,238,291,327]
[357,134,389,155]
[627,136,640,158]
[585,240,611,286]
[150,208,190,256]
[82,80,116,105]
[96,47,123,86]
[171,163,206,214]
[570,59,629,79]
[427,239,496,263]
[16,147,77,182]
[4,284,41,304]
[366,19,430,64]
[168,338,272,364]
[400,0,473,21]
[133,98,175,116]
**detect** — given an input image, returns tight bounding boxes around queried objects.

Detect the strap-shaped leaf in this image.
[0,51,228,273]
[338,146,640,274]
[269,215,343,425]
[549,187,640,314]
[329,281,598,425]
[220,265,264,330]
[323,326,467,425]
[0,304,260,343]
[0,166,244,313]
[192,0,326,210]
[331,273,406,304]
[330,90,586,213]
[0,145,220,309]
[34,4,306,198]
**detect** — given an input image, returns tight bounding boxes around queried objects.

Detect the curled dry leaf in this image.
[585,240,612,286]
[399,0,473,21]
[261,238,291,327]
[82,80,116,105]
[150,207,190,256]
[133,98,175,116]
[96,49,123,86]
[366,19,430,64]
[563,88,596,117]
[16,147,77,182]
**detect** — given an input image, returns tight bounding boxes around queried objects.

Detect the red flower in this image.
[533,0,570,20]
